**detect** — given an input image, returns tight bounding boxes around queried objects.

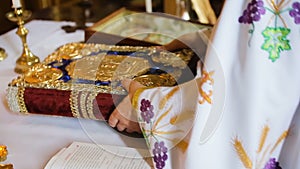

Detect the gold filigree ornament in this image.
[6,85,28,114]
[69,89,100,120]
[7,42,196,92]
[24,64,63,84]
[44,43,85,63]
[43,43,153,64]
[151,49,193,68]
[70,90,80,118]
[133,74,177,87]
[66,54,150,82]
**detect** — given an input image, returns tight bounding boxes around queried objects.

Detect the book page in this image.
[44,142,153,169]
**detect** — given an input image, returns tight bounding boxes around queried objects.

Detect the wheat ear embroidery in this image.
[257,125,270,153]
[270,130,288,154]
[233,138,253,169]
[159,86,179,109]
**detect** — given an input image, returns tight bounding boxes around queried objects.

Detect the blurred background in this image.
[0,0,224,35]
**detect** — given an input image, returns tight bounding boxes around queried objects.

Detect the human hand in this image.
[108,79,144,133]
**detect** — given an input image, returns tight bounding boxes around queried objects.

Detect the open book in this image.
[44,142,153,169]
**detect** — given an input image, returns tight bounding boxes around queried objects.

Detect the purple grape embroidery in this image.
[140,99,154,123]
[289,2,300,24]
[264,158,282,169]
[238,0,266,46]
[139,99,169,168]
[239,0,266,24]
[238,0,300,62]
[153,141,168,169]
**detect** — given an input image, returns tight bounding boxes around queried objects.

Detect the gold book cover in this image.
[6,42,198,121]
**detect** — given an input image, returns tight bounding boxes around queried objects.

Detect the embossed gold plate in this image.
[24,65,63,84]
[134,74,177,87]
[66,54,150,82]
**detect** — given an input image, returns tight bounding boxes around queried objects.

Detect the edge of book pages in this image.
[44,142,153,169]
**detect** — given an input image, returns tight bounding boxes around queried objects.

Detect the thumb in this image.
[121,78,132,92]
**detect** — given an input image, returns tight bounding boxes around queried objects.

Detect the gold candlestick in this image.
[6,8,40,74]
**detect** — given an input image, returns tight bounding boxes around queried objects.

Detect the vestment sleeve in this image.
[131,1,300,168]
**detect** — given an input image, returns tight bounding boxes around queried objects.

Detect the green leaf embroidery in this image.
[261,27,291,62]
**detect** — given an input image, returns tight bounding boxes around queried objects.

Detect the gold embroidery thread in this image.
[159,86,179,109]
[257,125,270,153]
[233,125,289,169]
[198,70,214,104]
[233,138,253,169]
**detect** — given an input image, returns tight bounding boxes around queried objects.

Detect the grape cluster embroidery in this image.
[138,86,189,169]
[264,158,282,169]
[238,0,266,24]
[139,98,169,169]
[290,2,300,23]
[140,99,154,123]
[153,141,168,169]
[239,0,300,62]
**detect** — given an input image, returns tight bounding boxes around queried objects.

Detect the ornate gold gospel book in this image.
[6,42,198,120]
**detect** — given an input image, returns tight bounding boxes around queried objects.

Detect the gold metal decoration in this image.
[24,64,63,84]
[133,74,177,87]
[73,90,100,120]
[8,43,195,91]
[0,47,8,61]
[8,43,194,88]
[151,48,193,69]
[0,145,8,162]
[66,54,150,82]
[0,164,13,169]
[17,86,28,114]
[6,8,40,74]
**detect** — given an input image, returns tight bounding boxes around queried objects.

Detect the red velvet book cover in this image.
[22,88,125,120]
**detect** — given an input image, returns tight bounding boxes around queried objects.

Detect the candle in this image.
[145,0,152,13]
[12,0,22,8]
